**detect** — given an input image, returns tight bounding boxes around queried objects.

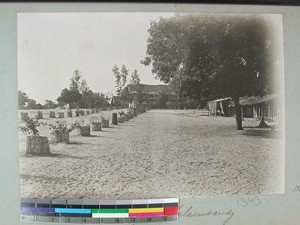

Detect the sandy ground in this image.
[19,109,285,199]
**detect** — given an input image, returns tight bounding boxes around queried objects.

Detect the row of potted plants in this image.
[19,117,91,155]
[19,108,146,155]
[20,108,104,121]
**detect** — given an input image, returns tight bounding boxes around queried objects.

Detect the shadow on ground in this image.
[20,152,88,160]
[242,128,283,139]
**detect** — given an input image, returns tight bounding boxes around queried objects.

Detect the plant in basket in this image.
[19,116,50,155]
[90,117,101,131]
[48,120,73,143]
[72,120,90,136]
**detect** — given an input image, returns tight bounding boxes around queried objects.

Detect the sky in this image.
[17,12,176,104]
[18,13,284,104]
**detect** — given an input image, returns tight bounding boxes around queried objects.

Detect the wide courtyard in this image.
[19,109,285,199]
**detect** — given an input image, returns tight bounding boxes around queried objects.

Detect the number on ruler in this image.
[65,217,70,222]
[147,217,152,222]
[49,217,55,222]
[131,218,136,223]
[82,218,87,223]
[115,218,120,223]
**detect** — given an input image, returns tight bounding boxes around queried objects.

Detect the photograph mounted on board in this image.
[18,12,285,199]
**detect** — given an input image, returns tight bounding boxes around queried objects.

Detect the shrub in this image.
[71,120,85,130]
[19,116,46,136]
[49,120,73,135]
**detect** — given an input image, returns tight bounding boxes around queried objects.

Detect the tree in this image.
[57,88,81,108]
[130,69,141,85]
[142,14,274,130]
[18,91,29,109]
[94,92,110,108]
[57,70,90,109]
[156,91,169,109]
[27,99,37,109]
[43,99,57,109]
[121,65,129,87]
[112,65,122,95]
[36,103,44,109]
[70,70,81,92]
[79,79,89,94]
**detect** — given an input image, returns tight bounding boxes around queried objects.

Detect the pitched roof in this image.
[239,94,278,106]
[127,84,175,94]
[207,97,231,103]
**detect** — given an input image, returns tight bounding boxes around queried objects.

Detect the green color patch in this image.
[91,209,128,214]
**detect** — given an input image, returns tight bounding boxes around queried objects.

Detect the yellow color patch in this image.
[128,208,164,213]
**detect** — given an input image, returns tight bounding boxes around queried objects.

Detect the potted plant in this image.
[72,120,90,136]
[49,120,73,144]
[90,117,101,131]
[20,112,30,122]
[19,116,50,155]
[101,116,109,128]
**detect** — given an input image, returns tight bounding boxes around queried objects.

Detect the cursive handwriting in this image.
[293,185,300,192]
[179,205,235,225]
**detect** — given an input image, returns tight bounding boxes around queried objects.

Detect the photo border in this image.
[0,2,300,225]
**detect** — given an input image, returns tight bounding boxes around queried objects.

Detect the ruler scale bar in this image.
[20,198,179,223]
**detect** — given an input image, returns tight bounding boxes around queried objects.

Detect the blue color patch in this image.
[54,208,91,214]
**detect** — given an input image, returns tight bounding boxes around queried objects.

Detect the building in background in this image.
[207,98,234,117]
[239,94,279,121]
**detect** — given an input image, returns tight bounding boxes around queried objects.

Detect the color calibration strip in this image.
[20,198,179,223]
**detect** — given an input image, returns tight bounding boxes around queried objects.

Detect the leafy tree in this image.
[70,70,81,92]
[57,88,81,109]
[18,91,29,109]
[43,99,57,109]
[27,99,37,109]
[57,70,91,109]
[36,103,44,109]
[112,65,122,95]
[121,65,129,87]
[79,90,95,108]
[79,79,89,94]
[94,92,110,108]
[156,91,169,109]
[142,14,274,129]
[130,69,141,85]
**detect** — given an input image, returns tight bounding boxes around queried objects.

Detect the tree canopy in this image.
[57,70,109,109]
[130,69,141,85]
[142,14,275,129]
[18,91,29,109]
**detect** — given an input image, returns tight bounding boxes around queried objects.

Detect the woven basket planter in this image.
[77,126,91,136]
[91,122,101,131]
[54,131,70,144]
[26,136,50,155]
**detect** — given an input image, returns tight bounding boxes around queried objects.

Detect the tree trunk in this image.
[233,97,243,130]
[112,113,118,125]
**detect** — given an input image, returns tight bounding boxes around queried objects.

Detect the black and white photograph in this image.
[18,12,285,200]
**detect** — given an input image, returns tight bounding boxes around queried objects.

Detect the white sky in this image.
[18,13,283,104]
[18,13,175,104]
